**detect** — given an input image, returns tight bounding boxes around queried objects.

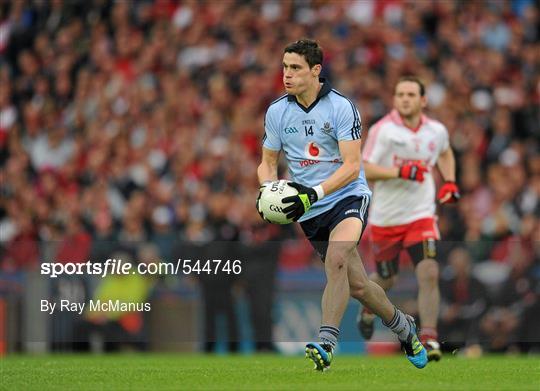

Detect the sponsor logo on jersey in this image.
[299,159,320,167]
[284,127,299,134]
[299,157,341,168]
[305,142,320,158]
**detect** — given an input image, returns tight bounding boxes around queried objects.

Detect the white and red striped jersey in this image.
[363,109,449,226]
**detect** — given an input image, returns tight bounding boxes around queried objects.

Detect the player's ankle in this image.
[420,327,438,345]
[319,325,339,351]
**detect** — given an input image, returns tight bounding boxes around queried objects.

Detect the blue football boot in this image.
[305,342,333,372]
[400,315,428,369]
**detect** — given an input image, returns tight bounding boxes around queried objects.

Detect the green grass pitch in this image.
[2,353,539,390]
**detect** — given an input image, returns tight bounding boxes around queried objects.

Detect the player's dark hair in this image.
[396,76,425,96]
[284,39,323,68]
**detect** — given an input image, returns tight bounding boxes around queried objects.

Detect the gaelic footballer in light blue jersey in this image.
[262,79,371,222]
[256,39,427,371]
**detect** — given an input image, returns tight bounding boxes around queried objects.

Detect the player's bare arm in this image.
[436,147,460,204]
[256,147,281,221]
[436,147,456,183]
[363,161,399,181]
[257,147,280,185]
[320,139,363,195]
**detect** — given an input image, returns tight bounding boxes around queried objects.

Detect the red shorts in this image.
[370,217,440,262]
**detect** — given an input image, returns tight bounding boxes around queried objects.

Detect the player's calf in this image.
[355,273,397,340]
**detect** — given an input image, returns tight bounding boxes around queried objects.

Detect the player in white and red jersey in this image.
[357,76,460,362]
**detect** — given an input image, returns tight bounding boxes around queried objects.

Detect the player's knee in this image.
[326,244,355,271]
[326,254,347,272]
[417,260,439,285]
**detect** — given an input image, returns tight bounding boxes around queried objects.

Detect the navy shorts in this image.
[300,195,370,261]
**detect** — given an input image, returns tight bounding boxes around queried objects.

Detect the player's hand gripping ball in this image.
[257,180,299,224]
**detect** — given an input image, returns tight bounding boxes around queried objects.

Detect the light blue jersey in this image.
[262,79,371,222]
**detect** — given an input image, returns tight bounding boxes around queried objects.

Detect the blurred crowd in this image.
[1,0,539,352]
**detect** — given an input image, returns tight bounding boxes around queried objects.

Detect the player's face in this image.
[282,52,319,96]
[393,81,427,118]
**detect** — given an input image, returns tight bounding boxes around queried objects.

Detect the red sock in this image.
[420,327,438,345]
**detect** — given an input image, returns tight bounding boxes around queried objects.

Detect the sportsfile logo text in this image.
[41,258,243,278]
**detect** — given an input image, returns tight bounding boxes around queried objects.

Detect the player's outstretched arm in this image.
[363,161,399,180]
[363,160,428,182]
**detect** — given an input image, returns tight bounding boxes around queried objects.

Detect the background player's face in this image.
[393,81,427,118]
[282,52,319,96]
